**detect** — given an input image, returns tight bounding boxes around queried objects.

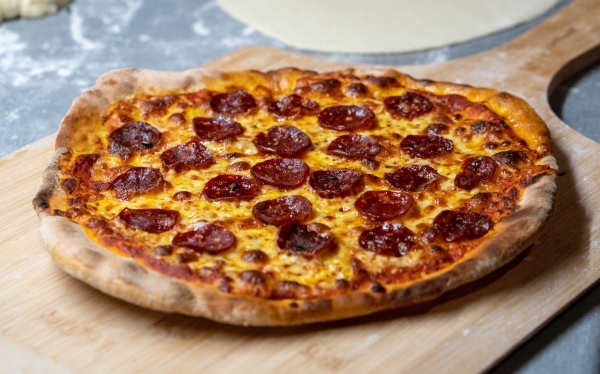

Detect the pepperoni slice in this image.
[203,174,260,200]
[251,158,310,188]
[172,224,236,254]
[433,210,492,242]
[160,141,214,172]
[317,105,375,131]
[72,154,100,182]
[276,222,335,257]
[385,164,439,192]
[268,94,319,118]
[354,191,413,221]
[345,83,368,97]
[252,195,312,226]
[193,116,243,141]
[118,208,179,233]
[308,78,342,95]
[384,92,433,119]
[110,167,164,200]
[327,134,381,159]
[210,90,256,114]
[253,125,312,157]
[358,223,415,257]
[308,168,363,198]
[108,121,161,158]
[400,134,453,159]
[454,156,497,190]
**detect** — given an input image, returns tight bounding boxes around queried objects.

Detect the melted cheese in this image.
[61,69,546,297]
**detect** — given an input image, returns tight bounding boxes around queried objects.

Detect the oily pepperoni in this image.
[276,222,335,257]
[400,134,453,158]
[345,83,368,97]
[268,94,319,118]
[203,174,260,200]
[108,121,161,158]
[251,158,310,188]
[308,168,363,198]
[110,167,164,200]
[358,223,416,257]
[384,164,439,192]
[252,195,312,226]
[172,224,236,254]
[253,125,312,157]
[433,210,492,242]
[308,78,342,95]
[317,105,375,131]
[365,75,399,88]
[193,116,243,141]
[454,156,497,190]
[72,154,100,182]
[354,191,413,221]
[160,141,214,172]
[210,90,256,114]
[327,134,381,159]
[118,208,179,233]
[384,92,433,119]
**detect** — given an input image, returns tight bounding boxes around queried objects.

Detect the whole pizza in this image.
[34,67,557,326]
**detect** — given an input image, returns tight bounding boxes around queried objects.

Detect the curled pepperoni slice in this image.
[454,156,497,190]
[251,158,310,188]
[110,167,165,200]
[210,90,256,114]
[160,141,214,172]
[385,164,439,192]
[327,134,381,159]
[118,208,179,233]
[108,121,161,158]
[193,116,243,141]
[252,195,312,226]
[308,168,363,198]
[384,92,433,119]
[359,223,415,257]
[203,174,260,200]
[172,224,236,254]
[354,191,413,221]
[400,134,453,159]
[277,222,335,257]
[253,125,312,157]
[317,105,375,131]
[268,94,319,118]
[345,83,368,97]
[433,210,492,242]
[308,78,342,94]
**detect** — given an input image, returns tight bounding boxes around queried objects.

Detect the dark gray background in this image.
[1,0,598,372]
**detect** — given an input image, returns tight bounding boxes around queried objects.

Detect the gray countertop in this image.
[1,0,598,372]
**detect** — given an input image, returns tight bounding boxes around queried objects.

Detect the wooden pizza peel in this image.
[0,0,599,372]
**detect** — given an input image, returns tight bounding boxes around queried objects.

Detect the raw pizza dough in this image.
[217,0,561,54]
[0,0,70,23]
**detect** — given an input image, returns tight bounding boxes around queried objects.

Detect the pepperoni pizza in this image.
[34,67,557,326]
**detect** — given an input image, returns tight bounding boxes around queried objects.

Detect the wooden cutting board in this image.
[1,0,599,372]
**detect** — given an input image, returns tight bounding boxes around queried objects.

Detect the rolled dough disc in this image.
[217,0,561,54]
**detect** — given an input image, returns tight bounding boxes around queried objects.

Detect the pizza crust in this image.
[34,66,557,326]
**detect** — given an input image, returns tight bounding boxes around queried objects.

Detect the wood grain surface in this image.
[1,0,599,372]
